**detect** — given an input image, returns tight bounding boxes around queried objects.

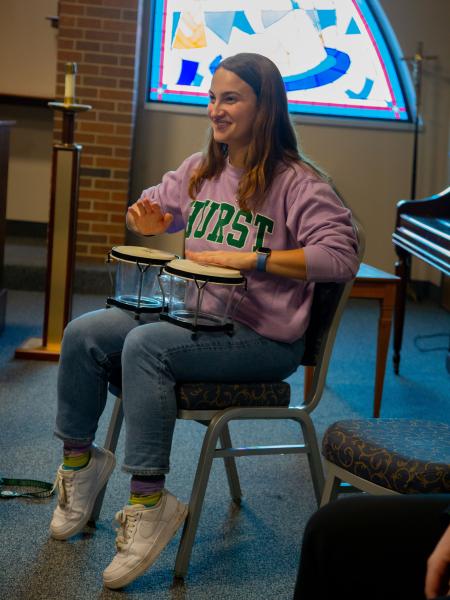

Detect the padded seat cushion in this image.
[108,369,291,411]
[322,419,450,494]
[176,382,291,410]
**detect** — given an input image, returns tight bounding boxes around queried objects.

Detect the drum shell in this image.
[107,246,177,313]
[114,260,162,310]
[160,259,246,332]
[158,273,188,311]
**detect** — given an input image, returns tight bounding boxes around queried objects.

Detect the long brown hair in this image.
[188,53,329,211]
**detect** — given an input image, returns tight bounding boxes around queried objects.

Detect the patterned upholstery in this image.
[176,382,290,410]
[322,419,450,494]
[108,368,291,411]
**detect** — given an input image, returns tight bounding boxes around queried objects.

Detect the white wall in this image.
[130,0,450,280]
[0,0,58,98]
[1,0,57,224]
[3,105,54,223]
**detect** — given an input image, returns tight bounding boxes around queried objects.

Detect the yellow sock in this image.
[128,491,163,508]
[63,450,90,470]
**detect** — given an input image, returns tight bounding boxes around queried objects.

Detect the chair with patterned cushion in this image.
[90,222,364,578]
[320,419,450,505]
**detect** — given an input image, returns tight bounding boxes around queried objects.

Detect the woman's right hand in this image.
[425,524,450,599]
[126,198,174,236]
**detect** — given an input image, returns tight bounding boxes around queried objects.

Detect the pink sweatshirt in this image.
[139,153,359,343]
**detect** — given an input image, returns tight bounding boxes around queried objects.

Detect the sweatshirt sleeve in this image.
[286,177,360,282]
[136,153,202,233]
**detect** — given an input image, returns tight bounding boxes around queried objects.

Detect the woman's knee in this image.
[62,313,97,353]
[122,324,158,361]
[121,324,179,378]
[61,309,126,360]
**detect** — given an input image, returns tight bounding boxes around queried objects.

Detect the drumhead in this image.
[110,245,176,265]
[163,259,245,285]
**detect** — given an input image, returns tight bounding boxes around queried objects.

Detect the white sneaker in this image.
[50,444,116,540]
[103,490,188,589]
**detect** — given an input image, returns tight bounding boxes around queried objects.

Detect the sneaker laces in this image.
[54,470,74,509]
[114,509,138,551]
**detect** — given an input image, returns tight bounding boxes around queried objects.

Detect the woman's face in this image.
[208,67,258,166]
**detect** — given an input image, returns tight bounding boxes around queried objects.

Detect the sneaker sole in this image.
[103,502,188,589]
[50,450,116,540]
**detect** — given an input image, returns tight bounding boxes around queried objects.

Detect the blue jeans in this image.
[55,307,305,475]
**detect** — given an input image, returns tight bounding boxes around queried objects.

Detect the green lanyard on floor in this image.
[0,476,55,499]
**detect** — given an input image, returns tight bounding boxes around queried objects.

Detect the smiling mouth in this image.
[213,121,231,130]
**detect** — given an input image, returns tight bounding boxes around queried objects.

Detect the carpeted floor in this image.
[0,288,449,600]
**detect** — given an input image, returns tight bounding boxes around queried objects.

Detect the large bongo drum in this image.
[159,258,247,335]
[106,245,176,316]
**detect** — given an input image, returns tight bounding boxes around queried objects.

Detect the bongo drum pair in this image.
[106,246,247,335]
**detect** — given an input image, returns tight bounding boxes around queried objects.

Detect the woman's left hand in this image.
[185,250,256,271]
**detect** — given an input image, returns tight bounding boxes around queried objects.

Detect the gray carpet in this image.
[0,289,449,600]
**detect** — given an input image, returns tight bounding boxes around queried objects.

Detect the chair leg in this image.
[219,424,242,503]
[320,472,341,507]
[174,414,227,579]
[292,410,325,505]
[89,395,124,523]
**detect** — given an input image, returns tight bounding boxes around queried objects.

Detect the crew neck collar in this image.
[226,157,245,178]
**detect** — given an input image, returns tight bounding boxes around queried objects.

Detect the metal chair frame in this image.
[90,221,364,578]
[320,459,399,507]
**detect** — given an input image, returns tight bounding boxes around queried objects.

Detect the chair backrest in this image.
[300,219,365,412]
[301,281,346,367]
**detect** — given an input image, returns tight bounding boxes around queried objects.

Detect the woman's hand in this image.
[425,524,450,599]
[185,250,256,271]
[186,248,307,279]
[127,198,173,236]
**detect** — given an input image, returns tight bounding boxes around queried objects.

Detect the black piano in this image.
[392,186,450,374]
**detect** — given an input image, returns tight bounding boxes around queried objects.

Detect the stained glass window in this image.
[147,0,414,122]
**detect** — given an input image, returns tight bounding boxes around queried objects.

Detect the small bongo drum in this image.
[106,245,176,316]
[159,258,247,334]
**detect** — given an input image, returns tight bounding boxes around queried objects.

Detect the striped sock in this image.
[129,475,165,508]
[63,442,92,470]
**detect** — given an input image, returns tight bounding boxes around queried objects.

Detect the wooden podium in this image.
[15,64,91,360]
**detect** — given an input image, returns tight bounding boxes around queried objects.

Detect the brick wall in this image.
[54,0,141,261]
